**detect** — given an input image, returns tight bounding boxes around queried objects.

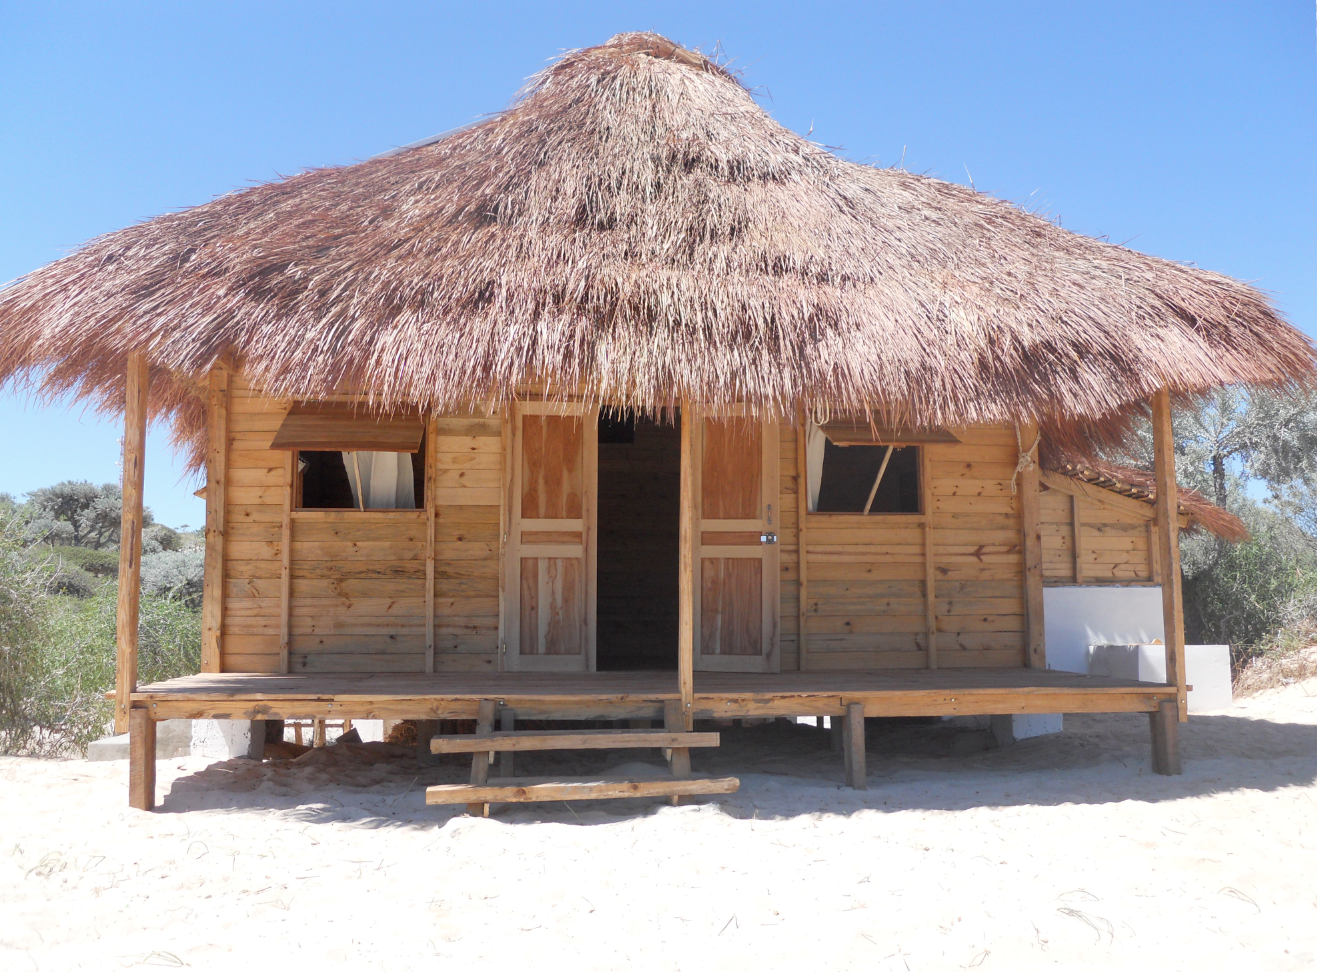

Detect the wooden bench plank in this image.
[426,775,740,805]
[430,730,720,753]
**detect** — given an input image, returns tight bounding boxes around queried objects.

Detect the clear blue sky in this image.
[2,2,1313,528]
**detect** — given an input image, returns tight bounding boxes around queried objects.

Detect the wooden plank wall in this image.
[779,424,1027,671]
[217,379,502,674]
[1039,487,1155,585]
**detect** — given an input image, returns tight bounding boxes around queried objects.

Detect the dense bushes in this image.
[0,519,200,756]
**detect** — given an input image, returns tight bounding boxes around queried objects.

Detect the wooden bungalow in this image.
[1,33,1311,811]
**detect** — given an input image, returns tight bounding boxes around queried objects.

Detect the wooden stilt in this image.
[415,719,438,763]
[1151,388,1188,723]
[247,719,266,760]
[831,713,844,753]
[467,700,496,816]
[664,699,691,805]
[1149,699,1182,775]
[677,401,696,730]
[498,708,516,777]
[844,702,866,790]
[114,353,150,735]
[128,708,156,811]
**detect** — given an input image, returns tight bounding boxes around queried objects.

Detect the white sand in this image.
[3,682,1316,971]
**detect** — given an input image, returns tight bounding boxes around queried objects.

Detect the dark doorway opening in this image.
[595,411,680,671]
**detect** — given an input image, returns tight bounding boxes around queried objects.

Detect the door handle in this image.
[760,532,777,545]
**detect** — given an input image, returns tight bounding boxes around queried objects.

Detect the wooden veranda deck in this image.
[129,669,1177,722]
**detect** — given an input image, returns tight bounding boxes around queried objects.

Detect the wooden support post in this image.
[677,401,696,730]
[1149,699,1182,775]
[843,702,866,790]
[415,720,438,763]
[128,707,156,811]
[200,363,228,674]
[796,412,809,671]
[1071,494,1085,585]
[497,407,511,672]
[831,714,844,753]
[468,700,497,816]
[114,353,150,734]
[278,450,293,674]
[312,718,326,748]
[247,719,267,760]
[1018,420,1046,669]
[664,698,691,806]
[425,414,438,673]
[498,708,516,777]
[1151,387,1188,722]
[921,445,938,669]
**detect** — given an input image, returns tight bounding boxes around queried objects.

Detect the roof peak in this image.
[569,31,736,82]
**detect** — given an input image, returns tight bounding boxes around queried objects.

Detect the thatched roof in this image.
[1,31,1313,471]
[1043,454,1248,542]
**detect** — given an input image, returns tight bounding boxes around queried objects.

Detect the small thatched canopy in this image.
[1043,453,1248,542]
[1,31,1313,469]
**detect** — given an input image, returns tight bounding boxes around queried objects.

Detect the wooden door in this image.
[504,402,598,671]
[694,411,780,672]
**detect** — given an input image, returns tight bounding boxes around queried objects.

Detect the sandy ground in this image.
[3,682,1316,972]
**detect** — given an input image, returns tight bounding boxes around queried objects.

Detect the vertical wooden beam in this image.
[468,699,496,816]
[1149,699,1182,775]
[795,412,809,671]
[921,445,938,669]
[1018,420,1046,669]
[425,413,438,673]
[1147,519,1162,584]
[844,702,866,790]
[663,698,691,806]
[200,363,229,674]
[677,401,696,729]
[1071,494,1085,585]
[128,707,155,810]
[114,353,150,734]
[497,406,511,673]
[278,450,293,674]
[499,708,516,778]
[1151,387,1188,723]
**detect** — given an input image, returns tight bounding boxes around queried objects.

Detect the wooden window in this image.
[811,438,921,514]
[296,449,425,510]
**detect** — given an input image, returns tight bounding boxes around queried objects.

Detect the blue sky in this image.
[2,2,1313,527]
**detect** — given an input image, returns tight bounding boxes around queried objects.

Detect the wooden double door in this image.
[504,404,779,672]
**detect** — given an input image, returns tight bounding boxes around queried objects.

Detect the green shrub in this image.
[40,544,120,578]
[0,518,201,755]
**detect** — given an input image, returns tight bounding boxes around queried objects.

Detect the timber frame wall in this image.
[211,375,503,674]
[206,381,1046,676]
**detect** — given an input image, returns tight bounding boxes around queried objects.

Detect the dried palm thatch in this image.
[1,31,1313,473]
[1042,453,1248,541]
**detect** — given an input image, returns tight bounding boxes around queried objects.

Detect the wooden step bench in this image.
[430,729,720,754]
[440,699,719,815]
[426,775,740,806]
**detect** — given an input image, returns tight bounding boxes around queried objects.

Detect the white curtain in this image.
[806,423,827,513]
[341,452,416,509]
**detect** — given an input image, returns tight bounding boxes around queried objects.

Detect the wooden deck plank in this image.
[426,775,740,805]
[430,730,720,753]
[126,668,1176,721]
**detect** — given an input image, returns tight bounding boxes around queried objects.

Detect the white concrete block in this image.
[1087,643,1232,713]
[1012,713,1063,739]
[85,719,194,761]
[190,719,253,759]
[989,713,1063,745]
[352,719,385,742]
